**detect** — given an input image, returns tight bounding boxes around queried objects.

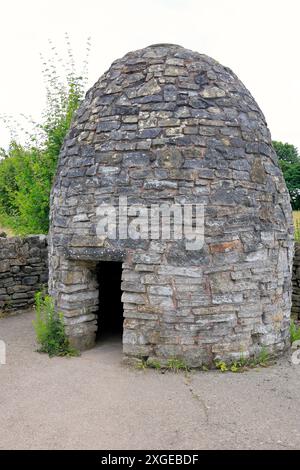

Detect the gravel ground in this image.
[0,309,299,450]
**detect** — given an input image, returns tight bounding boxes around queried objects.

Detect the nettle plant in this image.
[33,291,79,357]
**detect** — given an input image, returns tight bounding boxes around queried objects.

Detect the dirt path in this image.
[0,310,299,450]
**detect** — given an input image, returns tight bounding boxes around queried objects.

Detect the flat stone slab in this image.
[65,247,126,262]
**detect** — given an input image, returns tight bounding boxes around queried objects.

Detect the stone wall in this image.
[0,235,48,313]
[292,242,300,319]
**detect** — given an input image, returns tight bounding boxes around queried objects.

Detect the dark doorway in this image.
[96,261,123,342]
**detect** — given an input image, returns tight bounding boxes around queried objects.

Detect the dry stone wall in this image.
[0,235,48,313]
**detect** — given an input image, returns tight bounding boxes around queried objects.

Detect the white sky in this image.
[0,0,299,150]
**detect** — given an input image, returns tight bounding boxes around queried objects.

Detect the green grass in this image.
[293,211,300,241]
[33,291,79,357]
[166,358,190,373]
[290,320,300,343]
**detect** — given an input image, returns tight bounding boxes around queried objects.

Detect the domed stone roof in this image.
[49,44,293,366]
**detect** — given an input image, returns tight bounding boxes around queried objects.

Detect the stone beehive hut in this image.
[49,44,293,367]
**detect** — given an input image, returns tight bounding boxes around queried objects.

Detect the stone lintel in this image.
[65,247,126,262]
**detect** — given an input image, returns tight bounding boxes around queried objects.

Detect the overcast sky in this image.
[0,0,299,150]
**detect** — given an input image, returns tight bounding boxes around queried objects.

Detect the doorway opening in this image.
[96,261,123,343]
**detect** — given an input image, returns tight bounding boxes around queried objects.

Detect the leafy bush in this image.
[33,291,78,357]
[0,144,55,233]
[0,36,90,234]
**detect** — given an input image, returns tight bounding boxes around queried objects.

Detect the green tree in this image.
[273,141,299,164]
[273,141,300,210]
[0,36,90,234]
